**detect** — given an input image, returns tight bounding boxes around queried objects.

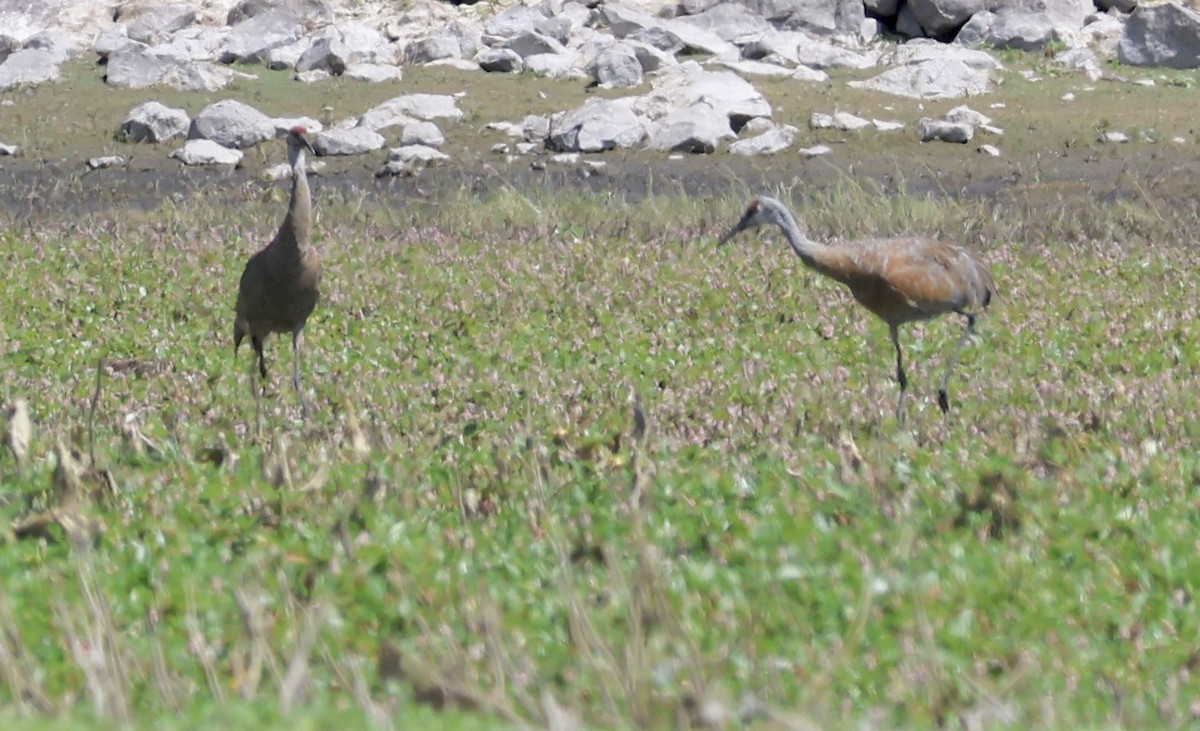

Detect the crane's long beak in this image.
[717,213,752,247]
[301,137,315,155]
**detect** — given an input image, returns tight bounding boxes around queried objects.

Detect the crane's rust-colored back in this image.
[814,236,995,326]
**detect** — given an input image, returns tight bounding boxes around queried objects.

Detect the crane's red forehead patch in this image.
[748,199,760,213]
[290,125,308,136]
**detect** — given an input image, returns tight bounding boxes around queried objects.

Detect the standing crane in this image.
[233,126,322,419]
[718,196,996,425]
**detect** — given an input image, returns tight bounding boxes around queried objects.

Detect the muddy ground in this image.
[2,141,1196,223]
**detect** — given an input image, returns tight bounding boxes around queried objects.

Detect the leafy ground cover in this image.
[2,51,1200,731]
[3,173,1200,729]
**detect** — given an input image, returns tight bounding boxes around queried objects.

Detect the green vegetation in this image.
[2,173,1199,729]
[3,53,1200,731]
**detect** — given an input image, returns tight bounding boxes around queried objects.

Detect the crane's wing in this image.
[850,237,995,315]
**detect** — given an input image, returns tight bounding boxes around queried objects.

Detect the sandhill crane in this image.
[719,196,996,425]
[233,126,322,418]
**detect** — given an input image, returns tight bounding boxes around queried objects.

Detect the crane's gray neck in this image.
[775,206,817,263]
[285,147,312,247]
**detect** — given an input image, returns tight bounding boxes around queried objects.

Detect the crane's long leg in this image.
[252,335,268,381]
[890,323,909,427]
[292,326,312,420]
[247,347,263,437]
[938,313,977,415]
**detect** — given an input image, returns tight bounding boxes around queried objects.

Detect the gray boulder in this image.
[679,0,722,13]
[646,104,737,153]
[672,3,772,41]
[0,0,108,50]
[603,3,738,58]
[93,25,135,57]
[404,22,478,63]
[960,0,1092,50]
[221,9,306,63]
[296,34,352,74]
[1055,46,1103,79]
[1080,12,1125,57]
[87,155,127,170]
[358,94,465,131]
[896,4,926,37]
[344,63,403,82]
[637,62,772,130]
[590,43,643,87]
[500,31,566,58]
[918,117,974,143]
[796,36,878,69]
[628,26,685,54]
[338,21,397,65]
[525,52,584,78]
[628,40,676,73]
[0,34,18,65]
[264,37,307,69]
[810,111,871,130]
[105,47,173,87]
[546,97,645,152]
[850,41,1000,99]
[792,64,830,81]
[738,0,866,36]
[0,48,61,90]
[729,124,796,155]
[524,114,551,141]
[106,47,241,90]
[739,29,803,64]
[119,101,191,143]
[478,48,524,72]
[483,3,552,38]
[906,0,987,37]
[170,139,243,166]
[226,0,333,25]
[387,144,448,164]
[161,62,243,91]
[124,4,197,45]
[1119,3,1200,68]
[20,29,77,63]
[536,16,573,45]
[144,27,229,63]
[401,121,445,147]
[378,144,450,176]
[289,21,393,71]
[190,100,276,149]
[314,127,386,156]
[719,58,797,78]
[864,0,900,17]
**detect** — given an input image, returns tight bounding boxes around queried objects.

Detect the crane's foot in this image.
[937,389,950,415]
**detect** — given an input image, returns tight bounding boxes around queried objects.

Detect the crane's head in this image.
[718,196,788,246]
[285,125,315,155]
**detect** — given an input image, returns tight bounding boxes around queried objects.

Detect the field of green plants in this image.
[4,52,1200,729]
[3,170,1200,730]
